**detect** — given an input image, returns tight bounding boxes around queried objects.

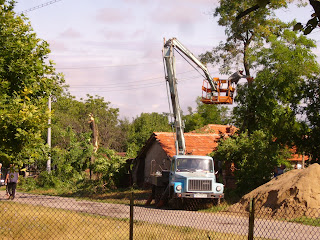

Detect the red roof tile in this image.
[189,124,238,134]
[154,132,220,158]
[289,147,309,162]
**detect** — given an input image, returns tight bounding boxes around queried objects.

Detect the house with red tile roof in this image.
[132,124,233,187]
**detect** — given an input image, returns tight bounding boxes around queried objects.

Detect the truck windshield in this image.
[176,158,213,172]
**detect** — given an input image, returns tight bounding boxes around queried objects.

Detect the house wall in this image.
[144,141,170,184]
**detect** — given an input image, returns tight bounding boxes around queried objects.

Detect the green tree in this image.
[52,93,127,152]
[0,1,64,165]
[126,112,171,157]
[205,0,319,148]
[200,0,290,76]
[206,0,320,196]
[184,97,231,132]
[235,0,320,36]
[302,76,320,162]
[84,95,126,152]
[93,148,127,189]
[51,127,92,182]
[213,130,291,195]
[234,30,319,147]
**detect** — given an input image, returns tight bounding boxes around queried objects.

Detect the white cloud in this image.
[95,8,133,23]
[59,28,82,38]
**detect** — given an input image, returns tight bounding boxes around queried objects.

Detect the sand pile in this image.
[229,163,320,218]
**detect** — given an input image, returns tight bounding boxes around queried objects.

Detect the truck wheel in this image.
[154,187,164,205]
[169,198,183,209]
[212,198,221,206]
[184,199,199,211]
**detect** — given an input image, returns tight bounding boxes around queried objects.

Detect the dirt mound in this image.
[228,163,320,218]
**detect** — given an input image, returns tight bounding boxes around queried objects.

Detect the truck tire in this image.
[154,187,165,205]
[183,199,200,211]
[168,198,183,209]
[212,198,221,206]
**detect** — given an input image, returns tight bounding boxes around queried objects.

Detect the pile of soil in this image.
[228,163,320,218]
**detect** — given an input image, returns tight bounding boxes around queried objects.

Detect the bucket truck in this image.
[147,38,229,209]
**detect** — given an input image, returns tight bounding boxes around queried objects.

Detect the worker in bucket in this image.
[228,68,249,85]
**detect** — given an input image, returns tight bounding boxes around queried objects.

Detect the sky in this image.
[13,0,320,120]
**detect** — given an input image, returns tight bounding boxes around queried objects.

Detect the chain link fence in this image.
[0,191,319,239]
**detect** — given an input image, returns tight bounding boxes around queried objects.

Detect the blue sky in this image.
[13,0,320,120]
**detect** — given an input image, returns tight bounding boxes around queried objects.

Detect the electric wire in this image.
[174,48,207,80]
[56,61,161,69]
[68,74,204,92]
[19,0,63,14]
[68,69,198,87]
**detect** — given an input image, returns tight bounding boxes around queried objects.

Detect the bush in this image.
[18,176,37,191]
[37,171,58,188]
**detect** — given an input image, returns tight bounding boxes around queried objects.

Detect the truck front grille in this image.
[188,179,212,191]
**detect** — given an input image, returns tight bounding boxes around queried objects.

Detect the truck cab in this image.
[170,155,224,200]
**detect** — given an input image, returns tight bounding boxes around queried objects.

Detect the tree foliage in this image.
[234,29,319,147]
[302,76,320,162]
[183,97,231,132]
[213,130,291,195]
[126,112,171,157]
[200,0,291,75]
[0,1,64,165]
[52,93,127,152]
[51,127,92,182]
[208,0,320,196]
[93,148,128,188]
[234,0,320,36]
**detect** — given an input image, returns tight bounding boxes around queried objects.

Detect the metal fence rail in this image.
[0,192,319,239]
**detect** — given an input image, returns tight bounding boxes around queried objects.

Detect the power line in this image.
[19,0,62,14]
[67,74,204,93]
[56,61,161,70]
[56,59,192,70]
[68,69,196,87]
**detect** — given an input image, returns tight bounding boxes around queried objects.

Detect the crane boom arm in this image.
[163,38,218,155]
[164,38,217,92]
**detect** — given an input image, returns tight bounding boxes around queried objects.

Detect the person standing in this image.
[5,164,19,200]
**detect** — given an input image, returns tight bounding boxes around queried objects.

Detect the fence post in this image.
[130,192,134,240]
[248,198,255,240]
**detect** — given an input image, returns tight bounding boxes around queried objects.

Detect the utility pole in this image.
[47,95,51,173]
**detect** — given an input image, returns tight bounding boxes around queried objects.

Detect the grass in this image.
[289,216,320,227]
[0,201,259,240]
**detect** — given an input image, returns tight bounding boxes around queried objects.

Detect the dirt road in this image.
[3,192,320,240]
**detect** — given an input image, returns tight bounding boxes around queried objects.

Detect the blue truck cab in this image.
[170,155,224,200]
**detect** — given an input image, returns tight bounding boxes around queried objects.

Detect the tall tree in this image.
[200,0,290,76]
[235,0,320,36]
[0,1,63,165]
[302,75,320,162]
[52,93,127,152]
[207,1,320,194]
[234,29,319,152]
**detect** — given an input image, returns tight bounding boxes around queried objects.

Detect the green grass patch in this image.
[289,216,320,227]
